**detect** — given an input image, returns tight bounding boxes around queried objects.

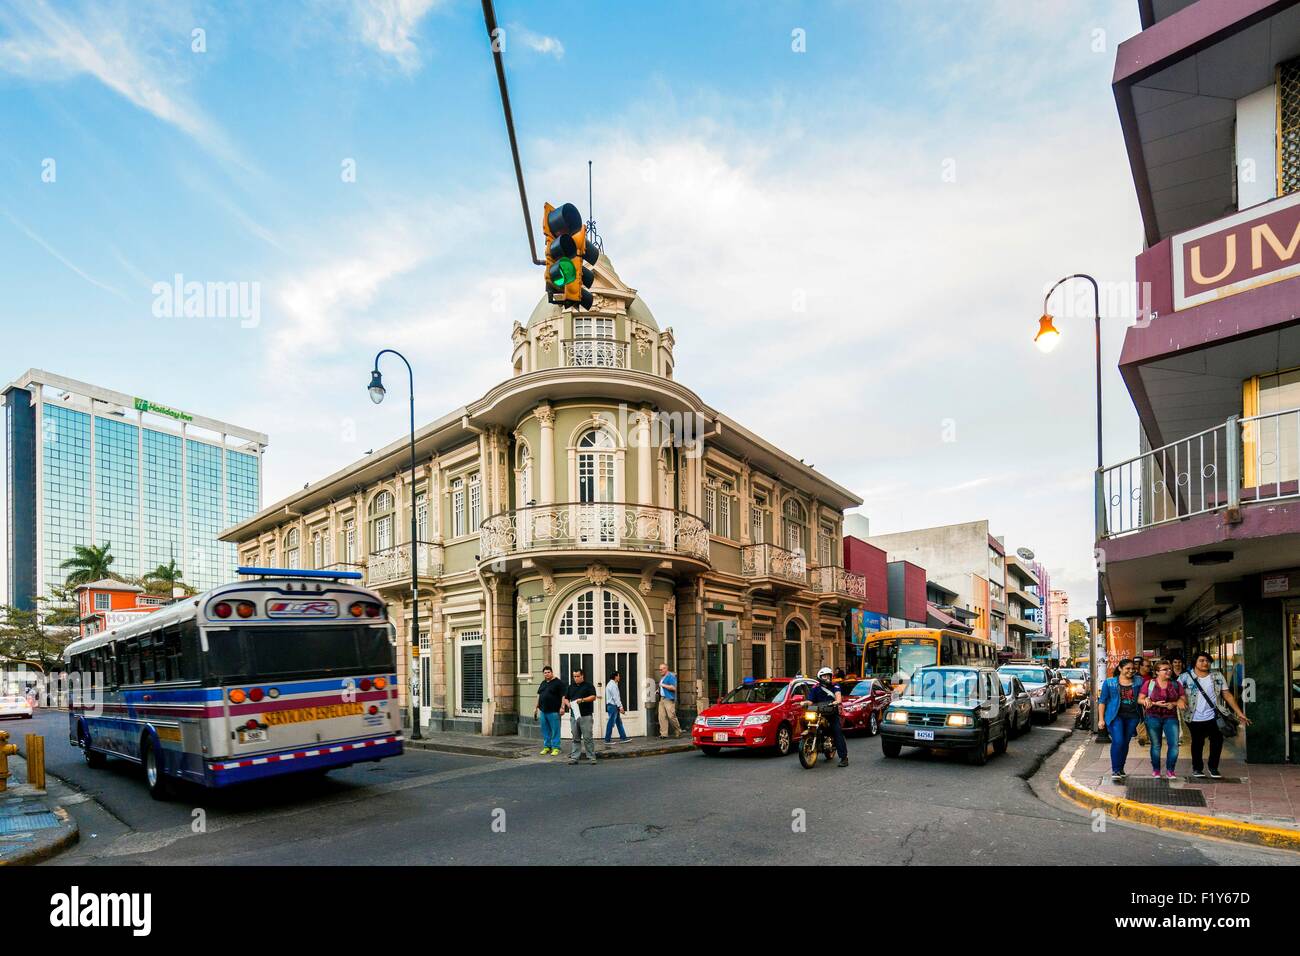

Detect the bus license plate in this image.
[239,729,268,744]
[914,729,935,741]
[712,732,729,743]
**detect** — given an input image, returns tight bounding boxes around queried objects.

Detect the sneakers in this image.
[1164,770,1178,779]
[1111,772,1127,783]
[540,748,550,756]
[1191,769,1206,779]
[1151,770,1162,778]
[1207,769,1223,780]
[837,758,849,768]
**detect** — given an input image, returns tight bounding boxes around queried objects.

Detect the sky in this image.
[0,0,1147,617]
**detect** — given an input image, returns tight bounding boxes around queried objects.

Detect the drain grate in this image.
[0,811,59,834]
[1124,778,1207,807]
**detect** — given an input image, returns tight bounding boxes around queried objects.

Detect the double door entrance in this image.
[553,587,645,738]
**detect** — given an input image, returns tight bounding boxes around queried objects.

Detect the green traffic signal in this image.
[549,259,577,287]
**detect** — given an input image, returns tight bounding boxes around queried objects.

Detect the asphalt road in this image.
[11,708,1298,866]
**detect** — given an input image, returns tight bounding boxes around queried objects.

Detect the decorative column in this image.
[536,405,555,505]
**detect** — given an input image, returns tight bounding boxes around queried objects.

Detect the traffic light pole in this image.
[482,0,543,266]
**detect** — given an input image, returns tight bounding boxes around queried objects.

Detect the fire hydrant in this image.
[0,730,17,792]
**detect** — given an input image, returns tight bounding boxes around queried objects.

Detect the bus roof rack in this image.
[235,566,364,581]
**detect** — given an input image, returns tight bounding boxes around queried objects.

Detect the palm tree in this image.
[143,559,192,596]
[59,542,117,587]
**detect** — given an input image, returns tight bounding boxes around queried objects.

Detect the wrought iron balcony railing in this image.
[809,565,867,600]
[740,543,807,585]
[478,502,710,563]
[1098,407,1300,537]
[367,542,444,586]
[561,339,630,370]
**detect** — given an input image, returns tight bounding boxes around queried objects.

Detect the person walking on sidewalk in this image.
[604,670,629,744]
[1139,661,1184,778]
[562,668,599,765]
[1180,651,1250,780]
[1097,658,1143,783]
[534,666,565,756]
[657,663,682,738]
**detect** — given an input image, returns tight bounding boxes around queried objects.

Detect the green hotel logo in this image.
[134,397,193,422]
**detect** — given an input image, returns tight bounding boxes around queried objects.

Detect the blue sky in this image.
[0,0,1145,611]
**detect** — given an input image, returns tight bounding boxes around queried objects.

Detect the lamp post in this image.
[1036,274,1109,741]
[368,349,422,741]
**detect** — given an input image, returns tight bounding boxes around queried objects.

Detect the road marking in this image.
[1037,726,1074,733]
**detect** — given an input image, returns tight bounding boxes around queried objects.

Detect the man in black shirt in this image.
[534,666,565,756]
[563,668,599,764]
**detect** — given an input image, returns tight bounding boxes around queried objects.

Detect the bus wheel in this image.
[81,731,106,769]
[142,738,171,801]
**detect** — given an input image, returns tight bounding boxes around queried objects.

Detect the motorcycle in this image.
[1074,692,1093,731]
[798,701,838,769]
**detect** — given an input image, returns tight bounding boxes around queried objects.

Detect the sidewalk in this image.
[0,753,79,866]
[1058,733,1300,851]
[405,729,696,760]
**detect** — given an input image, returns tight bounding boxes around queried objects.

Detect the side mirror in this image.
[791,694,805,703]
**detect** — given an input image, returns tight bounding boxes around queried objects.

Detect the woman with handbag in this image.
[1179,651,1250,780]
[1139,661,1184,778]
[1097,658,1143,782]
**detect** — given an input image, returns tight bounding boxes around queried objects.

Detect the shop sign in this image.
[850,609,886,645]
[1104,618,1142,666]
[133,397,194,422]
[1173,191,1300,310]
[1262,571,1298,597]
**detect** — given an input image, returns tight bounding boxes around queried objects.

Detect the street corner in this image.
[0,790,79,866]
[1058,738,1300,854]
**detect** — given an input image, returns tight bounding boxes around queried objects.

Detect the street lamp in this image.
[367,350,422,741]
[1037,274,1109,742]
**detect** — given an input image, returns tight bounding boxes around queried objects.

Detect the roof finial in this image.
[585,159,603,254]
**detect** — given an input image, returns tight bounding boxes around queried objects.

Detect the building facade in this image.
[73,578,168,637]
[1005,550,1044,659]
[220,255,864,737]
[4,370,266,608]
[1102,0,1300,762]
[1049,589,1071,662]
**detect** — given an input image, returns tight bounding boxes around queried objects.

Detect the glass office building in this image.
[4,370,267,609]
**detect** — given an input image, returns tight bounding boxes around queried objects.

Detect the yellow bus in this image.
[861,628,997,688]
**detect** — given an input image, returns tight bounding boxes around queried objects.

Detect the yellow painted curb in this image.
[1057,744,1300,852]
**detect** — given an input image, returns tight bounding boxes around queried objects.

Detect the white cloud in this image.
[509,23,564,59]
[350,0,440,72]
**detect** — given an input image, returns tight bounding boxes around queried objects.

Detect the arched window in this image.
[782,497,806,556]
[311,529,323,568]
[284,528,300,569]
[369,490,394,552]
[416,491,429,541]
[784,619,804,677]
[577,429,616,503]
[516,442,532,507]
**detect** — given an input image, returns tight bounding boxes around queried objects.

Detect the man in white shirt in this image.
[603,670,628,743]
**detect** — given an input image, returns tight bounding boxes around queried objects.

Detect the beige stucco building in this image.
[220,254,863,738]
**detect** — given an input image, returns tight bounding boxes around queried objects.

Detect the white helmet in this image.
[817,667,833,679]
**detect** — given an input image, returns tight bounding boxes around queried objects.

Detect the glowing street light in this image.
[1033,314,1061,353]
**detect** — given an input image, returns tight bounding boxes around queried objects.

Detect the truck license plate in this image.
[239,729,268,744]
[913,729,935,741]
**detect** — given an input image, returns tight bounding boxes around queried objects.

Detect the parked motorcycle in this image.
[798,702,838,769]
[1074,694,1093,731]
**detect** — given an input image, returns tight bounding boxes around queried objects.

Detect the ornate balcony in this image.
[561,339,630,369]
[741,543,807,588]
[478,502,710,569]
[367,542,444,589]
[809,565,867,601]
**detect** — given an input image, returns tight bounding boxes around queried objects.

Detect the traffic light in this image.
[542,201,598,310]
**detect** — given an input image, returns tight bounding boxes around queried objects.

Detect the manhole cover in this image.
[1124,779,1207,808]
[0,811,59,834]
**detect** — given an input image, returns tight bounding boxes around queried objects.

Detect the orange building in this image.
[74,579,169,638]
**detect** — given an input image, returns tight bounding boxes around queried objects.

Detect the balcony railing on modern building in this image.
[740,543,807,586]
[561,339,630,370]
[367,542,444,586]
[809,565,867,600]
[478,502,710,563]
[1098,407,1300,537]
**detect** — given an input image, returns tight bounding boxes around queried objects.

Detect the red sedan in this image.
[838,677,893,735]
[692,677,820,756]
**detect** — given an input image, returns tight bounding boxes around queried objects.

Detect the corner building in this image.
[222,254,863,737]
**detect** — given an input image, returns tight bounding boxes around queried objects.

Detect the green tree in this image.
[142,558,193,596]
[0,596,77,674]
[59,542,118,587]
[1068,619,1089,660]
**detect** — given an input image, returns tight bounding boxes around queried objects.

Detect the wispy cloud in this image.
[0,1,245,167]
[350,0,440,73]
[3,207,130,303]
[509,23,564,59]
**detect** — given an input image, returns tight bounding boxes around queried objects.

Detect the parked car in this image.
[840,676,892,735]
[1059,667,1090,705]
[998,674,1033,736]
[998,663,1059,722]
[692,677,820,756]
[0,694,34,719]
[880,665,1011,765]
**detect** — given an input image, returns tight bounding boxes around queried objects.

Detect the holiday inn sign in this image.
[133,397,194,422]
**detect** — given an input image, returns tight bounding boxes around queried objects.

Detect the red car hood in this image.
[699,702,780,718]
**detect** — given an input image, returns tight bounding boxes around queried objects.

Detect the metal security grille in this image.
[1123,778,1208,808]
[1280,59,1300,195]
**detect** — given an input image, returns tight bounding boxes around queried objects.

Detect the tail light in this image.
[364,603,381,618]
[229,688,246,703]
[213,602,232,619]
[248,687,264,703]
[236,601,255,618]
[373,677,387,690]
[245,719,259,730]
[349,602,365,618]
[360,678,372,691]
[368,705,378,715]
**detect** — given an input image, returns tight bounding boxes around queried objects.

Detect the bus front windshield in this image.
[864,638,937,683]
[204,625,394,683]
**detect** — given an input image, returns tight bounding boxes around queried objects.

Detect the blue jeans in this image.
[1108,715,1139,773]
[1146,715,1179,772]
[604,704,627,741]
[539,711,560,749]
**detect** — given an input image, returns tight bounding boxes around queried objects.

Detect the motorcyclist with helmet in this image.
[807,666,848,767]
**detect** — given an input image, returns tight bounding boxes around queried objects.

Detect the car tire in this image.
[966,734,988,766]
[881,738,902,758]
[141,737,171,801]
[993,727,1009,755]
[867,712,879,737]
[773,723,793,756]
[700,746,720,757]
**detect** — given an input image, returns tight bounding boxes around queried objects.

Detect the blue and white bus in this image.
[65,568,403,799]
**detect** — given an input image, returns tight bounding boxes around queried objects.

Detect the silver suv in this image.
[997,664,1059,723]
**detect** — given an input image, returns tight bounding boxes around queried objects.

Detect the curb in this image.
[0,803,80,867]
[1057,743,1300,852]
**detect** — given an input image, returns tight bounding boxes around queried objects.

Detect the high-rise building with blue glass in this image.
[4,370,267,609]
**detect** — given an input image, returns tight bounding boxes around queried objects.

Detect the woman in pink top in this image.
[1139,661,1185,778]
